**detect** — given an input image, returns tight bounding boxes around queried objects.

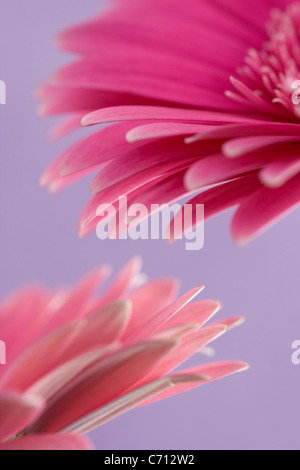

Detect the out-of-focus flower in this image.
[0,258,247,450]
[40,0,300,244]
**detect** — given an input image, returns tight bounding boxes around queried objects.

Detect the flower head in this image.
[0,258,246,450]
[40,0,300,244]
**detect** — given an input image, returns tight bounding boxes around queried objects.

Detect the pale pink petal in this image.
[0,392,44,443]
[158,300,222,333]
[124,279,179,339]
[26,344,119,401]
[62,374,207,434]
[30,339,178,433]
[223,135,299,158]
[0,433,93,451]
[259,157,300,188]
[97,256,142,306]
[0,300,130,393]
[42,266,111,332]
[126,286,205,344]
[82,106,261,127]
[142,325,227,383]
[141,361,249,406]
[126,123,214,142]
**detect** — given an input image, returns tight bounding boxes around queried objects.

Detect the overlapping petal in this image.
[0,259,247,449]
[40,0,300,243]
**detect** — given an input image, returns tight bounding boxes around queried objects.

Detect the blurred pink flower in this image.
[0,258,246,450]
[39,0,300,244]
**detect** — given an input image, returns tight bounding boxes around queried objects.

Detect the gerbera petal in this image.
[0,261,246,444]
[157,300,222,333]
[30,339,179,433]
[142,325,228,382]
[51,58,228,110]
[170,175,262,240]
[25,344,119,401]
[81,106,261,127]
[222,135,299,158]
[232,174,300,244]
[126,286,205,344]
[41,122,143,185]
[61,374,208,434]
[97,256,142,305]
[0,300,131,393]
[0,392,44,443]
[0,433,93,451]
[259,157,300,187]
[39,0,300,242]
[140,361,249,406]
[124,279,179,338]
[126,123,214,143]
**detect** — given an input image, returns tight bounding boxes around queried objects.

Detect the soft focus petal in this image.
[0,433,93,451]
[0,392,44,443]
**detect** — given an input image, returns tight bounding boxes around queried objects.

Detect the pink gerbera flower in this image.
[39,0,300,244]
[0,258,247,450]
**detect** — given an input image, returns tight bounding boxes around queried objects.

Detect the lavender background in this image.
[0,0,299,451]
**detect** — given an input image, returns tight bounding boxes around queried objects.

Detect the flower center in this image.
[228,2,300,120]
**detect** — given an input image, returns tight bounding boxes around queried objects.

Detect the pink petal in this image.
[186,122,300,144]
[62,374,207,434]
[109,170,194,239]
[0,300,130,393]
[141,361,249,406]
[259,157,300,188]
[30,339,178,433]
[126,123,214,142]
[52,57,226,110]
[124,279,179,339]
[89,137,206,195]
[232,174,300,244]
[39,84,160,117]
[209,316,245,331]
[0,392,44,443]
[42,266,111,334]
[41,122,142,185]
[49,113,85,140]
[171,175,262,240]
[126,286,205,344]
[159,300,222,332]
[185,153,263,190]
[223,135,298,158]
[0,433,93,451]
[81,106,261,127]
[142,325,227,383]
[78,174,169,238]
[97,256,142,306]
[25,344,119,401]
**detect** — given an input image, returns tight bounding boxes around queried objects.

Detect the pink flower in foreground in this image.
[0,258,246,450]
[40,0,300,244]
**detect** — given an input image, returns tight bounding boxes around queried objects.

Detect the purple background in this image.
[0,0,300,451]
